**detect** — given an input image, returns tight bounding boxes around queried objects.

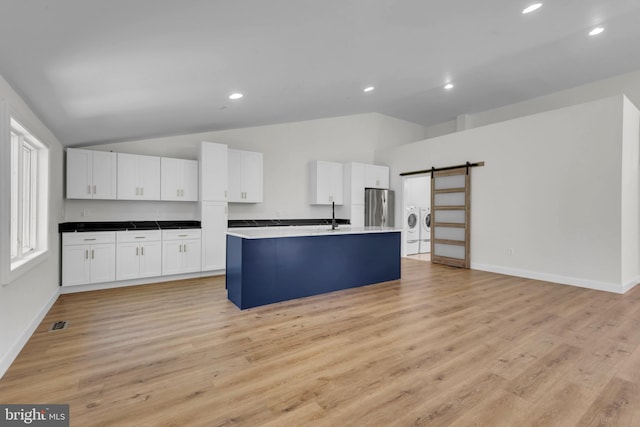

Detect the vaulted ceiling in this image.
[1,0,640,146]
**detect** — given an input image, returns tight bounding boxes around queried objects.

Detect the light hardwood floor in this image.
[2,258,640,426]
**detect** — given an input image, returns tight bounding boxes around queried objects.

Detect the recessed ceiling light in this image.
[522,3,542,14]
[229,93,243,100]
[589,27,604,36]
[364,86,375,93]
[444,83,454,90]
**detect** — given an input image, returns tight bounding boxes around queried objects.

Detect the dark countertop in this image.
[59,220,201,233]
[228,218,350,228]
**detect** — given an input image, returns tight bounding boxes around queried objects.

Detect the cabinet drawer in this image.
[63,232,116,246]
[162,229,202,241]
[116,230,161,243]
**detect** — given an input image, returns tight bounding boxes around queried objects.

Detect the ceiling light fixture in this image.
[589,27,604,36]
[444,83,454,90]
[229,93,243,100]
[364,86,375,93]
[522,3,542,14]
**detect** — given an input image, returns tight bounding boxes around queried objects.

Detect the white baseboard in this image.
[60,270,225,294]
[0,288,59,380]
[622,275,640,293]
[471,263,626,294]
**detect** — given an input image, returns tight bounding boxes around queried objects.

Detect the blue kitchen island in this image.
[226,227,401,309]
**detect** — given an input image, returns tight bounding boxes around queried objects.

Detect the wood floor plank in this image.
[516,381,597,427]
[447,388,529,427]
[504,343,583,403]
[1,258,639,426]
[576,377,640,426]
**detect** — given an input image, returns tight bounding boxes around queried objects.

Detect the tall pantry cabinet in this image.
[199,142,228,272]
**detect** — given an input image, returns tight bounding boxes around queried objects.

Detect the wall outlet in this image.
[507,248,514,256]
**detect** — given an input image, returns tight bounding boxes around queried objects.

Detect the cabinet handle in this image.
[83,238,96,241]
[85,249,88,259]
[141,247,144,256]
[134,236,145,239]
[136,247,139,256]
[93,185,96,194]
[135,187,139,196]
[141,187,144,196]
[176,189,180,197]
[179,244,182,253]
[91,249,95,259]
[87,185,91,195]
[184,244,187,253]
[179,234,188,237]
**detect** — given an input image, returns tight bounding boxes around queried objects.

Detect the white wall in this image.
[621,96,640,290]
[68,113,426,221]
[0,75,64,378]
[424,69,640,138]
[405,176,430,209]
[377,95,635,293]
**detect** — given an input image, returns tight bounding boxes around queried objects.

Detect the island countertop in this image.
[227,226,401,239]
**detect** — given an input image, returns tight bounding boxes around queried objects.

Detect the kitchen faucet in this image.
[332,201,338,230]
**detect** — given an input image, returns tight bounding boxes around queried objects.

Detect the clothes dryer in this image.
[419,208,431,253]
[405,206,419,255]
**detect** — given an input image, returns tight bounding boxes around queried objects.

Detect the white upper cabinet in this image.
[364,164,390,189]
[228,149,263,203]
[117,153,161,200]
[309,160,344,205]
[200,142,228,202]
[161,157,198,201]
[67,148,117,199]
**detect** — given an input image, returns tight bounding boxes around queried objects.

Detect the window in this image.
[9,118,48,272]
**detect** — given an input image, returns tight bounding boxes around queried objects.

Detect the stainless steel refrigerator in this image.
[365,188,394,227]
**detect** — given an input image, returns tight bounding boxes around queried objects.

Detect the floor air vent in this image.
[49,321,68,331]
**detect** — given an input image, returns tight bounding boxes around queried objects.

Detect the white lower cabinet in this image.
[162,229,202,275]
[63,228,204,287]
[116,230,162,280]
[62,232,116,286]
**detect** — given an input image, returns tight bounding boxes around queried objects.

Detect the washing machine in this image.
[405,206,419,255]
[419,208,431,253]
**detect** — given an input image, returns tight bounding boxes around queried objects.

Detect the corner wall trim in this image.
[470,263,625,294]
[0,288,59,379]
